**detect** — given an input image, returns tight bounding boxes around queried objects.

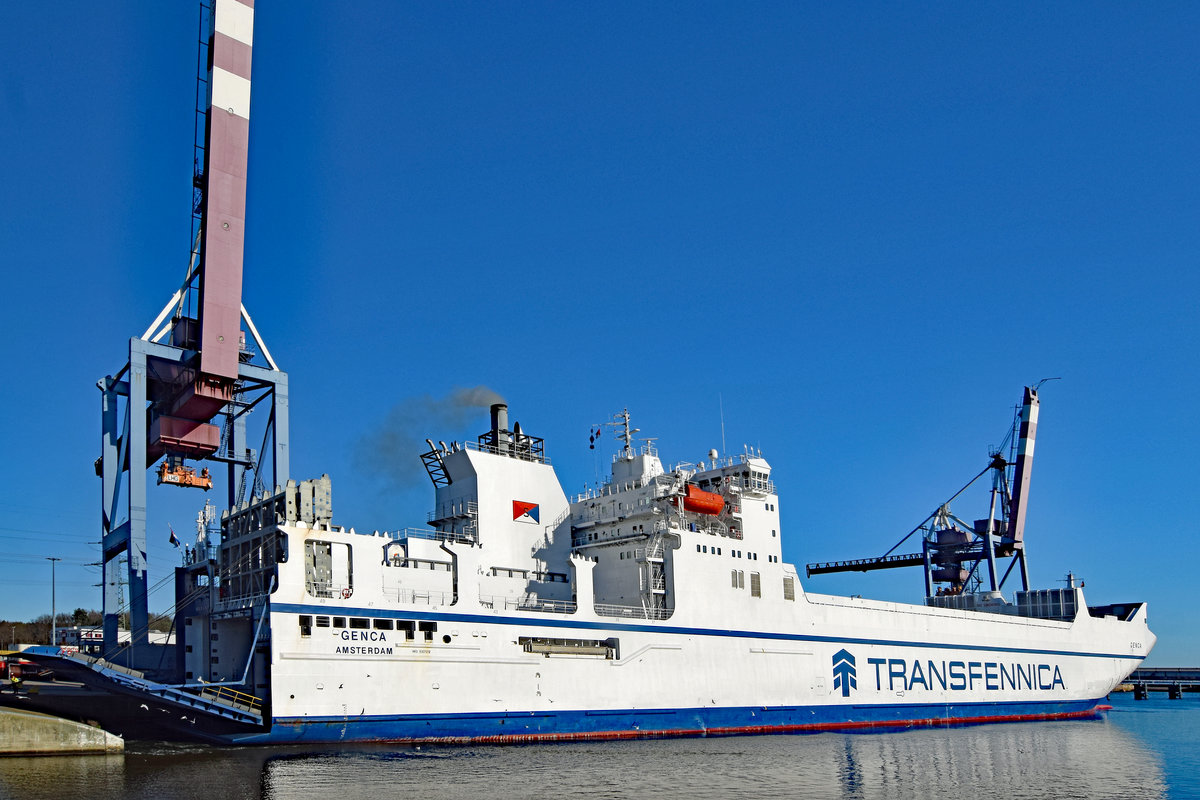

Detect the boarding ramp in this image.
[20,646,262,726]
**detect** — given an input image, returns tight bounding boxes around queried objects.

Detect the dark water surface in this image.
[1,694,1195,800]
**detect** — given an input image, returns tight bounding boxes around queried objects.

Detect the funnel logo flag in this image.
[513,500,540,523]
[832,649,857,697]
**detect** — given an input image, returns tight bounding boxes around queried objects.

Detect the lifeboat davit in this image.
[681,485,725,515]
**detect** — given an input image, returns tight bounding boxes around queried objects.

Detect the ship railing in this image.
[636,539,665,560]
[571,473,667,503]
[639,575,667,591]
[427,500,479,523]
[480,594,577,614]
[216,591,268,612]
[191,683,263,713]
[465,438,550,465]
[594,602,673,621]
[381,587,457,606]
[387,527,477,545]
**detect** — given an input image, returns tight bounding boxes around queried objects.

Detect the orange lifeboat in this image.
[681,484,725,515]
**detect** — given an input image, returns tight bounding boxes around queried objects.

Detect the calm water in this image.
[1,694,1196,800]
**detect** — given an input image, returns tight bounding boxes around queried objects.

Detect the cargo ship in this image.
[21,387,1154,744]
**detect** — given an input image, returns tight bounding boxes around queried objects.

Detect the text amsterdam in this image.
[335,629,393,655]
[866,658,1066,692]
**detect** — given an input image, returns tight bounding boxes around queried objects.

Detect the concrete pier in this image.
[0,707,123,755]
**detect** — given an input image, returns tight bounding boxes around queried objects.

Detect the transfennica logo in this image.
[832,649,857,697]
[830,649,1067,696]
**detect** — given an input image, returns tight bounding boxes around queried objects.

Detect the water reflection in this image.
[0,716,1170,800]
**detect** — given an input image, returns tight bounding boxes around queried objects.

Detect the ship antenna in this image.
[604,408,639,457]
[719,393,727,456]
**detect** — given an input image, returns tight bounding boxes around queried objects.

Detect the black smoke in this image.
[356,385,504,491]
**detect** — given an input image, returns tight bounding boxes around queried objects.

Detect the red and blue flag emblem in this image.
[512,500,539,523]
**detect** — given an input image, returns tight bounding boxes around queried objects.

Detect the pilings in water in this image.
[0,708,123,755]
[1127,668,1200,700]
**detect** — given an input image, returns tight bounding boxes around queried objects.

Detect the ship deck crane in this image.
[806,386,1043,599]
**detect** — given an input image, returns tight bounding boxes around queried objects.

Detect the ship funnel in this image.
[490,403,510,453]
[491,403,508,432]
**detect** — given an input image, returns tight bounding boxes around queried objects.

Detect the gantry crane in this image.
[97,0,289,663]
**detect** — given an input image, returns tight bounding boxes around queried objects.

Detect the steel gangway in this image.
[21,646,263,726]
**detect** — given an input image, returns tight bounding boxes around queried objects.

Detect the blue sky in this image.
[2,3,1196,664]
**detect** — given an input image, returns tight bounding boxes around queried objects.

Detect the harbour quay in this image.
[1127,667,1200,699]
[0,707,123,755]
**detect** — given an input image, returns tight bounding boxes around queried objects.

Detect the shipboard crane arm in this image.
[806,387,1043,599]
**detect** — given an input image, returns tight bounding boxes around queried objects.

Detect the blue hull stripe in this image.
[271,602,1139,661]
[230,699,1105,745]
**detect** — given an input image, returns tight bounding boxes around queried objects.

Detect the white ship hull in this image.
[27,396,1152,744]
[234,527,1148,744]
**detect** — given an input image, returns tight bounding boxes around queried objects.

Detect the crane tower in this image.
[97,0,289,664]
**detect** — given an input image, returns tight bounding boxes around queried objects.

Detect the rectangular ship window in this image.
[332,617,346,628]
[315,616,331,627]
[373,619,394,630]
[299,615,312,637]
[349,617,369,629]
[418,621,437,642]
[397,621,415,640]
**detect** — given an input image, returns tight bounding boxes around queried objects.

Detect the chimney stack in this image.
[490,403,510,454]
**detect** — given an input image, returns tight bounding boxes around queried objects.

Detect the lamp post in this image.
[46,557,61,646]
